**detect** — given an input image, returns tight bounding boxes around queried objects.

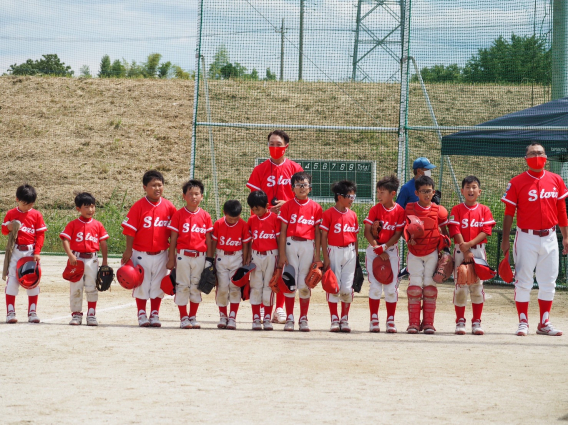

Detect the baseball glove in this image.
[198,259,217,294]
[456,262,478,286]
[269,267,282,294]
[433,251,454,283]
[305,261,323,289]
[371,220,383,240]
[96,265,114,292]
[352,254,364,293]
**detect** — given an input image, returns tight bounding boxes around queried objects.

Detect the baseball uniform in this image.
[60,217,109,313]
[247,158,303,207]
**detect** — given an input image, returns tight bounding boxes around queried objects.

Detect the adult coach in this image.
[247,130,303,324]
[396,157,437,209]
[501,142,568,336]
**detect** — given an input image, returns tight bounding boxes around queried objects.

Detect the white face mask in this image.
[424,169,432,177]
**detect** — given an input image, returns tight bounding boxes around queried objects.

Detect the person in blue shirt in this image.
[396,157,437,210]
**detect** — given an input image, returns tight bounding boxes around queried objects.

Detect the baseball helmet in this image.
[404,215,425,240]
[16,257,41,289]
[160,268,176,296]
[321,269,339,294]
[498,250,514,283]
[241,282,251,301]
[373,255,393,285]
[62,260,85,283]
[279,264,296,293]
[472,257,497,281]
[117,259,144,290]
[231,263,256,288]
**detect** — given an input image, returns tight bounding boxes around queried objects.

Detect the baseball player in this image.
[60,192,109,326]
[404,175,449,334]
[397,157,436,210]
[277,172,322,332]
[121,170,176,327]
[166,179,214,330]
[247,130,303,324]
[448,176,495,335]
[245,190,280,330]
[2,184,47,324]
[212,200,251,330]
[364,175,405,333]
[321,180,359,333]
[501,142,568,336]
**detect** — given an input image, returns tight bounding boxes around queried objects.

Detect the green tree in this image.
[411,63,462,83]
[265,68,277,81]
[111,59,126,78]
[98,55,112,78]
[158,61,172,78]
[79,65,92,78]
[8,54,74,77]
[143,53,162,78]
[172,65,191,79]
[126,60,144,78]
[208,45,230,80]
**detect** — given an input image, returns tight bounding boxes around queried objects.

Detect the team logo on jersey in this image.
[267,175,291,187]
[253,230,276,240]
[219,236,242,246]
[182,223,207,234]
[289,214,315,225]
[142,216,170,228]
[76,232,98,242]
[503,183,511,196]
[19,225,36,234]
[333,223,358,233]
[461,219,483,228]
[528,188,558,202]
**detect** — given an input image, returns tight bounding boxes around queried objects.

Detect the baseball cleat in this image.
[263,319,273,331]
[86,315,98,326]
[422,323,436,334]
[272,307,286,324]
[536,323,562,336]
[189,317,201,329]
[28,312,40,323]
[340,320,351,333]
[149,313,161,328]
[407,324,420,334]
[330,321,340,332]
[138,313,150,327]
[69,313,83,326]
[299,319,310,332]
[455,318,466,335]
[226,318,237,330]
[252,319,263,331]
[472,320,484,335]
[284,320,294,331]
[369,320,380,333]
[180,316,192,329]
[217,314,228,329]
[386,321,397,333]
[6,312,17,324]
[516,321,529,336]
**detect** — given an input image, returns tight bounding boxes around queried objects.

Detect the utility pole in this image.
[276,18,287,81]
[299,0,305,80]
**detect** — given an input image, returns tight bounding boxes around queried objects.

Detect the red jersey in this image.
[448,203,495,244]
[246,158,303,205]
[212,217,251,252]
[2,208,47,251]
[278,198,322,240]
[248,211,280,251]
[168,207,213,252]
[364,203,406,245]
[320,207,359,246]
[501,170,568,230]
[121,197,176,252]
[60,217,109,253]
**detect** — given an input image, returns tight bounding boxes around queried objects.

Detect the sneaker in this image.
[272,307,286,324]
[536,322,562,336]
[28,312,40,323]
[284,320,294,331]
[252,319,262,331]
[218,314,228,329]
[6,312,17,324]
[407,324,420,334]
[263,319,273,331]
[422,324,436,335]
[149,313,161,328]
[369,320,380,333]
[340,320,351,333]
[398,267,409,278]
[86,315,98,326]
[516,321,529,336]
[455,318,466,335]
[189,317,201,329]
[180,316,192,329]
[69,313,83,326]
[299,319,310,332]
[386,321,397,333]
[330,321,340,332]
[472,320,484,335]
[226,318,237,330]
[138,313,150,327]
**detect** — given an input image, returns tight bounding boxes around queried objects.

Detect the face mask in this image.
[423,169,432,177]
[269,145,287,160]
[526,156,546,170]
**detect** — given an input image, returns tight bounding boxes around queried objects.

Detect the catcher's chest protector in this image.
[406,203,441,257]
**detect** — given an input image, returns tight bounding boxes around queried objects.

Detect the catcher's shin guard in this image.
[406,285,422,333]
[421,285,438,332]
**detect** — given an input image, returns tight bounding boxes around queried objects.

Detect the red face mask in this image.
[269,145,287,160]
[526,156,547,170]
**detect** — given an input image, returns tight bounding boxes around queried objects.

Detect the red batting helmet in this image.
[62,260,85,283]
[160,268,176,296]
[473,257,497,281]
[241,282,251,301]
[321,269,339,294]
[117,259,144,290]
[404,215,425,240]
[498,250,514,283]
[16,257,41,289]
[373,255,393,285]
[278,264,296,293]
[231,263,256,288]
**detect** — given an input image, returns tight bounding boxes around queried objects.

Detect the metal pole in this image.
[299,0,304,80]
[397,0,410,186]
[280,18,285,81]
[552,0,568,99]
[190,0,204,179]
[352,0,362,81]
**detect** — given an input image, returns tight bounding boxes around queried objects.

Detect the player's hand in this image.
[121,248,132,265]
[277,255,288,269]
[323,258,330,271]
[501,239,510,253]
[33,254,41,262]
[463,250,474,263]
[459,241,472,252]
[271,200,286,214]
[243,255,251,266]
[379,252,389,261]
[166,258,175,270]
[6,221,13,231]
[562,238,568,255]
[68,254,78,266]
[373,244,387,255]
[102,260,108,267]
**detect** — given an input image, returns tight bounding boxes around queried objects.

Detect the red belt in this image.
[520,228,554,237]
[291,236,308,242]
[332,243,355,249]
[219,250,239,256]
[253,250,276,256]
[145,251,163,256]
[16,244,33,251]
[76,252,96,259]
[178,250,203,258]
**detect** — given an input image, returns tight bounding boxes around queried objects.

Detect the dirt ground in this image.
[1,255,567,424]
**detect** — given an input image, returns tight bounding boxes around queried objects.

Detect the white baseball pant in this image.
[285,237,314,299]
[452,245,485,306]
[69,253,98,313]
[215,250,243,307]
[366,244,400,303]
[174,251,206,306]
[131,249,167,300]
[5,245,40,297]
[250,250,277,306]
[326,244,357,304]
[513,228,559,302]
[407,249,438,288]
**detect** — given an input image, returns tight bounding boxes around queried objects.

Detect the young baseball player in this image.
[60,192,109,326]
[448,176,495,335]
[2,184,47,324]
[278,171,322,332]
[167,179,214,330]
[404,175,449,334]
[245,190,280,331]
[121,170,176,327]
[321,180,359,333]
[364,175,405,333]
[212,200,251,330]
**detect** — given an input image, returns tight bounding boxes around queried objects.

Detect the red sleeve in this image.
[363,205,376,225]
[501,180,517,207]
[482,206,496,236]
[315,204,323,225]
[320,210,330,232]
[99,222,109,241]
[242,221,252,243]
[206,214,213,232]
[274,216,281,236]
[34,232,45,254]
[558,198,568,227]
[438,205,449,226]
[122,204,139,237]
[278,202,290,223]
[167,210,181,233]
[212,221,220,240]
[448,207,460,238]
[504,203,516,217]
[246,166,262,191]
[60,221,74,240]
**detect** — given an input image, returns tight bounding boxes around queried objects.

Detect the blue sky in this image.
[0,0,551,81]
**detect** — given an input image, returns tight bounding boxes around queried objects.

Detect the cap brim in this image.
[424,164,436,169]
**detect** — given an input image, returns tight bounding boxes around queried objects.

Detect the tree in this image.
[126,60,144,78]
[411,64,462,83]
[143,53,162,78]
[79,65,92,78]
[158,61,172,78]
[98,55,112,78]
[111,59,126,78]
[8,54,73,77]
[172,65,191,80]
[265,68,276,81]
[208,45,230,80]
